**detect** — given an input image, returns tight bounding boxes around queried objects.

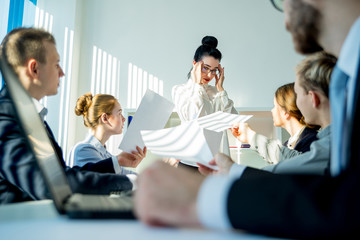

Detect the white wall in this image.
[77,0,303,105]
[37,0,303,159]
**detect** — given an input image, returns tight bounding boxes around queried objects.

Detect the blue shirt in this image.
[68,134,136,175]
[330,17,360,175]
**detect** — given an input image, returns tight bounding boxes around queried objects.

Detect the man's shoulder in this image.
[0,87,16,116]
[299,127,319,143]
[302,127,319,136]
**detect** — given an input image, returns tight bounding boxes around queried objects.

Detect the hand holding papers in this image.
[119,90,174,152]
[141,111,252,169]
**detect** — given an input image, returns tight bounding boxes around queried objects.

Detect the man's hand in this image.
[197,160,218,176]
[197,153,234,176]
[134,161,205,228]
[162,157,180,167]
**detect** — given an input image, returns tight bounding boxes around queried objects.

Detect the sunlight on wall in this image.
[127,63,164,109]
[35,6,53,32]
[90,46,121,98]
[58,27,74,157]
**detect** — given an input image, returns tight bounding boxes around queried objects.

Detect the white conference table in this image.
[0,200,283,240]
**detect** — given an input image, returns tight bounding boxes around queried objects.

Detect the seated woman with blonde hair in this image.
[68,93,146,175]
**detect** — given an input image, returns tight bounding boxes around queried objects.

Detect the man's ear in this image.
[309,90,321,108]
[193,60,196,66]
[27,59,39,78]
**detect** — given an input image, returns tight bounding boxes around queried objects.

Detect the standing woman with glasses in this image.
[171,36,237,170]
[172,36,237,123]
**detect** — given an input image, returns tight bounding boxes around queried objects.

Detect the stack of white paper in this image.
[197,111,252,132]
[141,121,222,170]
[140,111,252,169]
[118,90,174,152]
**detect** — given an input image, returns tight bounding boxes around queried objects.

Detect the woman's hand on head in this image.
[191,61,203,85]
[117,146,147,168]
[215,63,224,92]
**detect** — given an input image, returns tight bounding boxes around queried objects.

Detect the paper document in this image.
[196,111,252,132]
[119,90,174,152]
[141,121,221,170]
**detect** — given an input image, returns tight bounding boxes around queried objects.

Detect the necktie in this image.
[330,66,349,176]
[39,107,48,121]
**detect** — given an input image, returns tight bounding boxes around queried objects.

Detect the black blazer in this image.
[0,87,132,204]
[283,127,319,153]
[225,58,360,239]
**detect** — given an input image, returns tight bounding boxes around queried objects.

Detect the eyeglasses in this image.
[201,66,219,76]
[270,0,283,12]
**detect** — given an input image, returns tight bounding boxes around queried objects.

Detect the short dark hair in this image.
[0,27,56,72]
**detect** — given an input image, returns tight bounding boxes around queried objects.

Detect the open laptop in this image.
[0,57,135,219]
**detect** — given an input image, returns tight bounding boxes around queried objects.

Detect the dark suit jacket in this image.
[226,50,360,239]
[283,126,319,153]
[0,87,132,204]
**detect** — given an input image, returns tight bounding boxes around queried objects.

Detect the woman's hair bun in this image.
[202,36,218,48]
[75,93,93,116]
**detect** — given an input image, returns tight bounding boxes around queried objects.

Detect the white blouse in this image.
[172,79,238,122]
[286,126,305,149]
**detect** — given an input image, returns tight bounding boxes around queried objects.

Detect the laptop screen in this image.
[0,57,72,212]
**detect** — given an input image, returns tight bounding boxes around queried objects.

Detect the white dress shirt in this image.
[32,98,47,120]
[286,126,305,149]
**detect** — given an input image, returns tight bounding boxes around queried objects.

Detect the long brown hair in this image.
[275,83,306,125]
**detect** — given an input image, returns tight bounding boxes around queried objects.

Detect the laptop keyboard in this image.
[66,193,133,211]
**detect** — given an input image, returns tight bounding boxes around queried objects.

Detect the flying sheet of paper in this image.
[196,111,253,132]
[119,89,174,152]
[141,121,221,170]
